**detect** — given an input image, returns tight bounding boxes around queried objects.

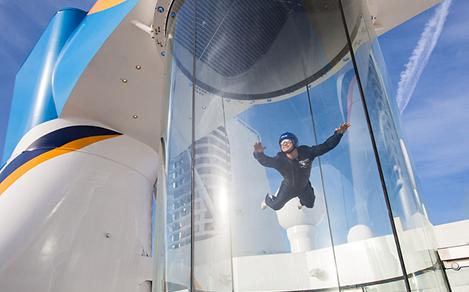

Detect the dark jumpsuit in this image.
[253,132,343,211]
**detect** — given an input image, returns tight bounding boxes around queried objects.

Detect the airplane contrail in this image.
[396,0,452,113]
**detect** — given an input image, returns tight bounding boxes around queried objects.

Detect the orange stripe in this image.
[0,135,119,195]
[88,0,126,15]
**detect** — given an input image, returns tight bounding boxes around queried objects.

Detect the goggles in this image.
[280,139,293,146]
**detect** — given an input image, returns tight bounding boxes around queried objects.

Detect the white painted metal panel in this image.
[0,119,158,292]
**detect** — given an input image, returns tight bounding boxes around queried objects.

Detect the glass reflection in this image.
[206,90,342,291]
[158,0,449,291]
[164,66,193,291]
[307,61,404,287]
[162,0,195,290]
[342,0,450,290]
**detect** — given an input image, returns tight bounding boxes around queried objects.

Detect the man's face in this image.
[280,139,294,153]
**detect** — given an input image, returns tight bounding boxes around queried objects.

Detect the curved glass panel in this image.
[159,1,195,291]
[341,0,450,290]
[159,0,449,291]
[306,60,407,288]
[192,87,342,291]
[189,1,347,291]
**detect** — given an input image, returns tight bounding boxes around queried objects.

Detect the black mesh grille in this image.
[172,0,303,77]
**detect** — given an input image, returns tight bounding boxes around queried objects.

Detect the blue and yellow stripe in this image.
[0,126,121,195]
[88,0,126,15]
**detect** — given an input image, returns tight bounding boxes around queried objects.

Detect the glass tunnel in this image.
[154,0,450,291]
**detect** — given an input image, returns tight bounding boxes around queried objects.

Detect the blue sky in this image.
[0,0,95,159]
[378,0,469,224]
[0,0,467,225]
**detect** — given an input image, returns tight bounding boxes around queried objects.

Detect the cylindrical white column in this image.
[275,193,326,253]
[286,225,316,253]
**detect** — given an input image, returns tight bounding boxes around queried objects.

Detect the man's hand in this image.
[336,122,351,134]
[253,142,265,153]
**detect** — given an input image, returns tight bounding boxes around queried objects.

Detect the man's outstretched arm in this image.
[309,122,350,157]
[253,142,279,168]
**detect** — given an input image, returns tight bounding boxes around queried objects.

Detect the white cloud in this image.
[396,0,452,113]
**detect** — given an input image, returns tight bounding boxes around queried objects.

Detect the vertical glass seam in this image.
[337,1,412,291]
[190,0,198,290]
[220,97,236,292]
[436,251,453,291]
[305,86,342,290]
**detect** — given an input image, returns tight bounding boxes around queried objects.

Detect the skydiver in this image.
[253,122,350,211]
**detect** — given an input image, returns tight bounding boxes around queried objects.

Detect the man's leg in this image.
[265,182,294,211]
[298,182,316,208]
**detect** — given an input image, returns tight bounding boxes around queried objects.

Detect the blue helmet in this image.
[278,132,298,146]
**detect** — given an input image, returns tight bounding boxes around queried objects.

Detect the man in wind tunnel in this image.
[253,122,350,211]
